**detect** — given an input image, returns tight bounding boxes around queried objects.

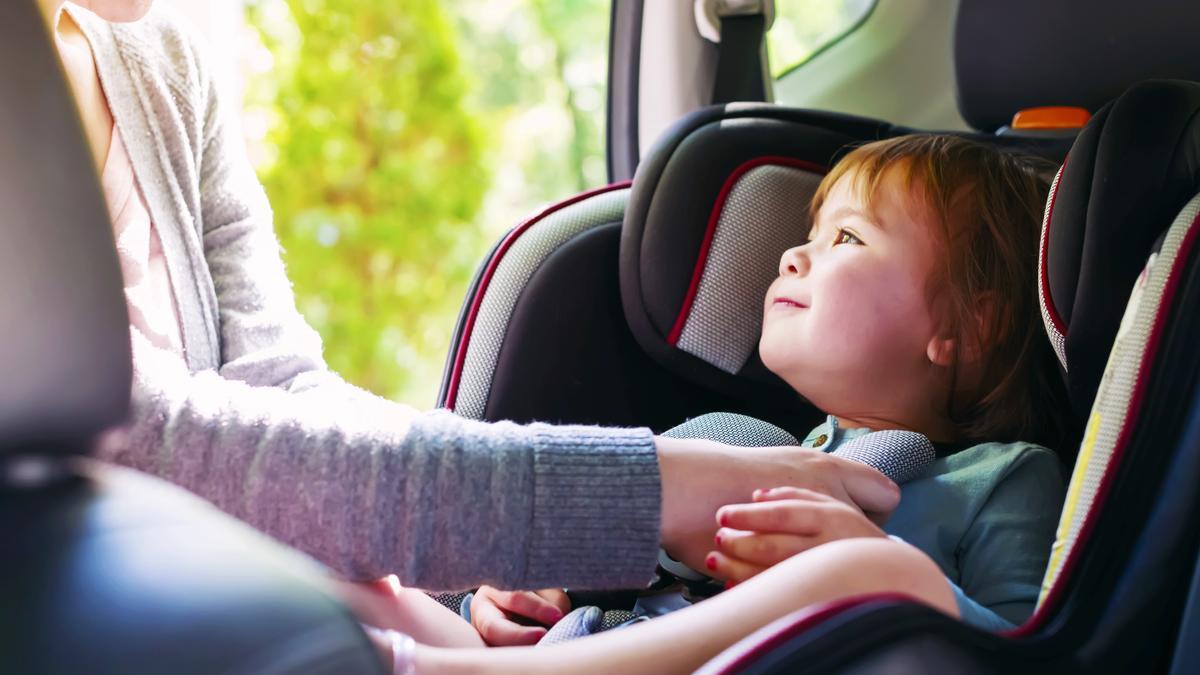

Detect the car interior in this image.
[4,0,1200,673]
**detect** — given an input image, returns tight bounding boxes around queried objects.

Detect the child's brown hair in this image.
[812,135,1068,447]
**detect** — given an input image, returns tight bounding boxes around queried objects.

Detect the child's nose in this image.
[779,245,810,277]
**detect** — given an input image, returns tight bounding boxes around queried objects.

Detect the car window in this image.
[767,0,876,79]
[232,0,610,406]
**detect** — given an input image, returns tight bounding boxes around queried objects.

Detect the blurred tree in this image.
[244,0,489,402]
[449,0,609,206]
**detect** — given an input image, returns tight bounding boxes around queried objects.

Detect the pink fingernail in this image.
[542,608,563,623]
[725,580,737,590]
[714,531,723,546]
[705,554,718,571]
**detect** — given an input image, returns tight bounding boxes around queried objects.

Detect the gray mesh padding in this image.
[677,166,824,373]
[537,606,603,645]
[663,412,934,485]
[454,189,629,419]
[662,411,800,446]
[1038,165,1069,371]
[832,429,936,485]
[429,590,470,616]
[1039,193,1200,605]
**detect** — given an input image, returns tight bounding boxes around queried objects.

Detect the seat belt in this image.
[698,0,774,104]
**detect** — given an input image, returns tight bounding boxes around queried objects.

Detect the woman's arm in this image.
[100,336,663,591]
[193,33,355,397]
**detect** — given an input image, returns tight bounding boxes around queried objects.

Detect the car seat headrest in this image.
[0,1,131,455]
[955,1,1200,132]
[1038,79,1200,426]
[619,104,900,400]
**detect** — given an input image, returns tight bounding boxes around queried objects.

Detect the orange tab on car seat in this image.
[1011,106,1091,130]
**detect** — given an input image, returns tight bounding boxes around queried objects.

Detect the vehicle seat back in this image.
[1021,80,1200,670]
[956,0,1200,133]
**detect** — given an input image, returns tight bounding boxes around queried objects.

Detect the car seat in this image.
[698,76,1200,675]
[0,3,383,673]
[436,2,1200,672]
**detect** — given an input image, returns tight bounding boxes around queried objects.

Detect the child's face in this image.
[760,169,948,419]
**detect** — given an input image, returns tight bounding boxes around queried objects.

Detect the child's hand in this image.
[470,586,571,646]
[705,487,888,584]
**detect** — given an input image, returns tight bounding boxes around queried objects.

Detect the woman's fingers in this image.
[704,550,767,585]
[714,528,814,567]
[717,498,827,534]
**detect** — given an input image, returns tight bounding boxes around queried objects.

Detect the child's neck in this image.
[833,412,960,444]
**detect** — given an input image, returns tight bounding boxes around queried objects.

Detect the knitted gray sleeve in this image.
[99,370,661,592]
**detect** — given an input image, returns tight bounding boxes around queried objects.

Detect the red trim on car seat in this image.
[667,157,829,346]
[702,593,922,675]
[443,181,633,411]
[1040,159,1068,336]
[1010,209,1200,639]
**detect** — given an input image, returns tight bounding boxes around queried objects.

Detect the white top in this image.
[101,124,186,357]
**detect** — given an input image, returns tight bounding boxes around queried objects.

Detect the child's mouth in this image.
[772,298,808,310]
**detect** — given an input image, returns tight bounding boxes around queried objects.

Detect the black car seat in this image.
[434,0,1200,669]
[699,77,1200,675]
[0,3,383,673]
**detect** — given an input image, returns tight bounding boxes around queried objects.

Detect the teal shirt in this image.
[802,416,1066,631]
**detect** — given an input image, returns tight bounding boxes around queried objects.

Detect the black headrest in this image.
[0,1,131,454]
[1039,80,1200,425]
[619,104,900,401]
[955,1,1200,132]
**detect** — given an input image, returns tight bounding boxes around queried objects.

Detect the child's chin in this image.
[758,344,798,382]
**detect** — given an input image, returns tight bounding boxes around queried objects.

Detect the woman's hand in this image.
[470,586,571,646]
[655,438,899,573]
[705,487,889,584]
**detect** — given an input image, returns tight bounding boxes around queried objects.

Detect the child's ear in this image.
[953,293,1000,366]
[926,336,957,367]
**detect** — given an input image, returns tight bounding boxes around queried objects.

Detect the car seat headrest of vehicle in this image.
[619,104,898,397]
[954,1,1200,132]
[1037,79,1200,425]
[0,1,132,456]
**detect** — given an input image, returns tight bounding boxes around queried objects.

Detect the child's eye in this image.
[833,228,864,246]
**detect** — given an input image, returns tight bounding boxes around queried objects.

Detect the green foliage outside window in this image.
[243,0,608,405]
